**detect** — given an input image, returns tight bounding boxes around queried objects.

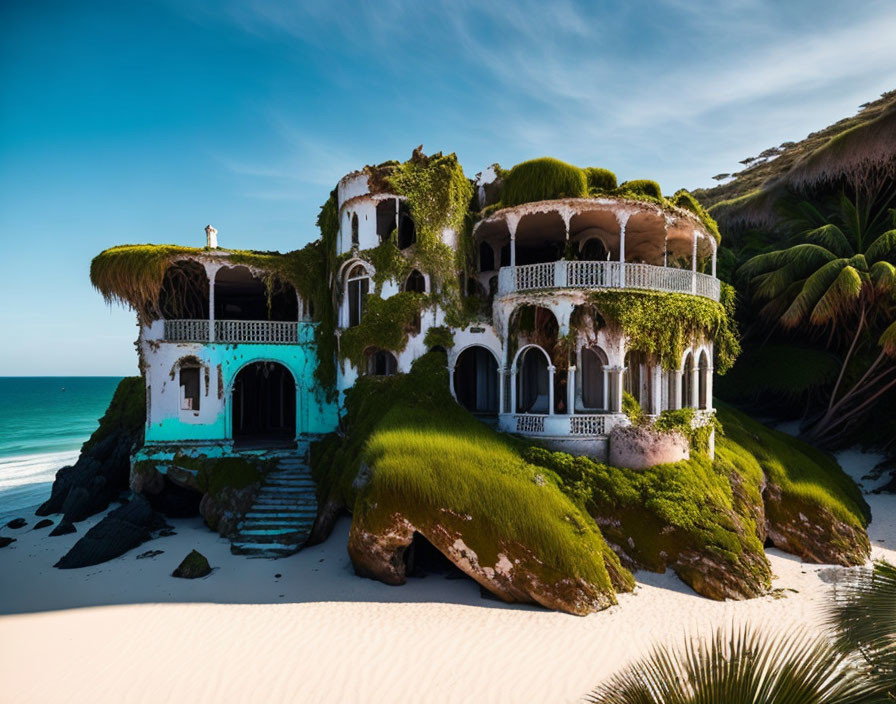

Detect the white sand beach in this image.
[1,448,893,704]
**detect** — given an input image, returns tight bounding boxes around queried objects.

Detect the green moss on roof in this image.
[584,167,618,193]
[502,157,589,206]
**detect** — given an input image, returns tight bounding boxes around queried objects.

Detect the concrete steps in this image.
[230,454,318,558]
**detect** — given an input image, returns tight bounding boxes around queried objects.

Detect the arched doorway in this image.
[516,346,550,413]
[580,237,608,261]
[581,346,608,410]
[232,362,296,448]
[624,350,647,408]
[453,346,498,414]
[683,352,695,408]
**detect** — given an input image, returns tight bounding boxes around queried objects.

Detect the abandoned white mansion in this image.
[96,154,722,466]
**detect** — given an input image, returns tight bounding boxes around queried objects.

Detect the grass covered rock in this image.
[312,350,634,615]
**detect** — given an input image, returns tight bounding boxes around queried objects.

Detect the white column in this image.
[498,366,505,415]
[673,371,683,410]
[602,368,609,410]
[508,216,518,269]
[663,231,668,268]
[691,229,698,294]
[567,366,576,416]
[650,365,662,416]
[510,369,517,414]
[711,243,717,278]
[690,362,700,409]
[548,366,556,415]
[610,366,624,413]
[618,218,627,287]
[207,268,215,343]
[705,365,714,410]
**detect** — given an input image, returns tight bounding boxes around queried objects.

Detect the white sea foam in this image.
[0,450,79,490]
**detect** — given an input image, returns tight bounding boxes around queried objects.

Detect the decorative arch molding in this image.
[225,357,300,396]
[449,342,502,371]
[511,343,553,372]
[337,257,375,283]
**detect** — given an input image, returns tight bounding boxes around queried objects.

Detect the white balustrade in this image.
[215,320,299,344]
[501,261,720,301]
[515,414,546,433]
[569,414,606,435]
[163,319,209,342]
[163,319,302,344]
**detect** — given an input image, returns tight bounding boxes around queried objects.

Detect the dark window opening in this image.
[515,241,564,266]
[405,269,426,293]
[376,199,397,242]
[517,348,549,413]
[347,264,370,328]
[159,260,209,320]
[351,213,359,247]
[366,349,397,376]
[581,238,609,261]
[453,346,498,414]
[397,203,416,249]
[232,362,296,448]
[215,266,297,321]
[581,347,608,409]
[466,277,483,297]
[500,244,511,267]
[479,242,495,272]
[180,365,201,411]
[403,532,469,580]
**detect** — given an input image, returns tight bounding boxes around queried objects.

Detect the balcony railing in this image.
[162,319,308,344]
[498,260,720,301]
[503,412,628,437]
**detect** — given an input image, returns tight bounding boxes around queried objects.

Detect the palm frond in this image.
[780,260,845,327]
[870,261,896,294]
[585,625,881,704]
[879,321,896,357]
[865,230,896,265]
[805,224,854,258]
[809,265,865,326]
[826,560,896,694]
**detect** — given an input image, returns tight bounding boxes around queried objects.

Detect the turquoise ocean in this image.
[0,377,123,521]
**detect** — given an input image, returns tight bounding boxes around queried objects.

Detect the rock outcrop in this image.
[37,377,144,522]
[6,518,26,529]
[0,537,15,548]
[763,480,871,565]
[349,507,624,616]
[172,550,212,578]
[54,496,169,569]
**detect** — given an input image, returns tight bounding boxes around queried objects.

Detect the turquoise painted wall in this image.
[145,325,338,444]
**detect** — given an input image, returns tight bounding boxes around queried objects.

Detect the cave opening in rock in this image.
[403,532,467,580]
[146,476,202,518]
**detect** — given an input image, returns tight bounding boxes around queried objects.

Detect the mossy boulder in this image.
[314,350,633,615]
[172,550,211,579]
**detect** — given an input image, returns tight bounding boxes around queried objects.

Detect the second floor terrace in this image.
[474,197,720,301]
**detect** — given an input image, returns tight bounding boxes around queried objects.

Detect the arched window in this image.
[479,242,495,272]
[404,269,426,293]
[453,346,498,414]
[351,213,359,247]
[397,205,416,249]
[366,349,397,376]
[682,351,695,408]
[581,347,608,410]
[346,264,370,328]
[698,349,710,409]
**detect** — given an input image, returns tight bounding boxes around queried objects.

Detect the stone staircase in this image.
[230,453,318,558]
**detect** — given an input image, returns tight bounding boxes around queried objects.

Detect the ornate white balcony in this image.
[162,319,311,344]
[500,412,629,438]
[497,261,720,301]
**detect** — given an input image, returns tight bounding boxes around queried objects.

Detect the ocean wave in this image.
[0,450,79,490]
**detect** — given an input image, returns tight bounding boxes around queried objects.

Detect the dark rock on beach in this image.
[32,519,54,530]
[49,520,76,536]
[172,550,212,578]
[37,377,144,522]
[136,550,164,559]
[6,518,26,529]
[54,495,169,569]
[0,536,16,548]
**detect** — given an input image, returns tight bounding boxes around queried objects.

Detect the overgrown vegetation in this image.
[423,325,454,350]
[589,287,740,372]
[501,157,589,205]
[338,292,425,368]
[80,376,145,454]
[312,350,633,604]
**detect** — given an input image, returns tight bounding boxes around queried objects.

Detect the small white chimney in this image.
[205,224,218,249]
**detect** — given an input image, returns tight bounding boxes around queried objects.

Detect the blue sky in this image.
[1,0,894,375]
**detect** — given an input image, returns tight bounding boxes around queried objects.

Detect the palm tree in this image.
[737,195,896,444]
[584,625,884,704]
[827,561,896,698]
